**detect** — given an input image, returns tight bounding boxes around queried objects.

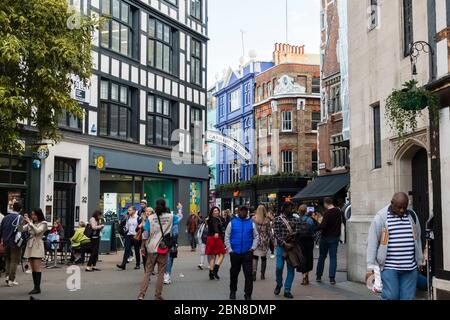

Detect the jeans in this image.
[166,234,178,275]
[230,251,253,296]
[275,246,295,293]
[381,268,418,300]
[316,236,340,279]
[121,235,141,267]
[188,233,197,250]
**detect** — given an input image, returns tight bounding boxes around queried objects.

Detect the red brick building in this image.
[253,44,320,210]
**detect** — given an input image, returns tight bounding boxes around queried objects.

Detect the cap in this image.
[140,199,147,205]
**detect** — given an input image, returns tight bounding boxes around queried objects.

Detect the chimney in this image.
[273,43,307,65]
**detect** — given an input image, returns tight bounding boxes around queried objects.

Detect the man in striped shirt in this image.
[366,192,423,300]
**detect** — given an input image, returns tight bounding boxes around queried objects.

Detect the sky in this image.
[207,0,321,87]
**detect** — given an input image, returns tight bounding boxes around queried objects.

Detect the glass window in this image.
[59,110,82,130]
[191,39,202,85]
[282,151,293,173]
[312,112,321,131]
[268,115,272,135]
[282,111,292,132]
[190,0,202,20]
[147,95,174,147]
[100,0,133,57]
[148,18,174,74]
[99,79,135,141]
[229,88,240,112]
[373,104,382,168]
[403,0,413,56]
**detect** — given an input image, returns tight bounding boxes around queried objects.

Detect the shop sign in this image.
[319,163,326,170]
[70,74,90,103]
[94,155,105,170]
[103,193,117,221]
[205,131,252,162]
[158,161,163,173]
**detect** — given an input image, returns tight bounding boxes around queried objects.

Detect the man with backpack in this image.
[366,192,423,300]
[0,202,24,287]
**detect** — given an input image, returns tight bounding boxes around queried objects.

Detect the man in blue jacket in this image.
[225,206,259,300]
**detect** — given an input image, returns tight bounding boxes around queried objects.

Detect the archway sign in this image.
[205,131,252,162]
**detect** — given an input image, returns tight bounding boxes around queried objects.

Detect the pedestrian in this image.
[117,206,142,270]
[186,211,199,252]
[221,209,232,230]
[252,205,272,281]
[22,209,48,294]
[85,210,105,272]
[140,207,154,270]
[225,206,259,300]
[313,197,346,285]
[273,202,301,299]
[69,221,91,264]
[366,192,424,300]
[164,202,183,285]
[297,205,316,285]
[137,200,147,218]
[0,211,4,226]
[0,202,23,286]
[205,206,226,280]
[196,215,209,270]
[138,198,174,300]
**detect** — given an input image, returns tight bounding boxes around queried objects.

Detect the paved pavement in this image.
[0,244,379,300]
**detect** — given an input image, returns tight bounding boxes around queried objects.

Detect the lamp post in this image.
[409,40,436,301]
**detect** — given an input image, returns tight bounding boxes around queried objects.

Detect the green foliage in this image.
[385,80,439,140]
[0,0,101,153]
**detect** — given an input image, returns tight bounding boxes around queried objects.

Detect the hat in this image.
[140,199,147,205]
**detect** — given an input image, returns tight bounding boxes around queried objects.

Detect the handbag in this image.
[156,214,174,255]
[134,227,142,241]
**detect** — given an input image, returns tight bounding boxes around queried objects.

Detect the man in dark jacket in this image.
[313,197,346,285]
[225,206,259,301]
[0,202,23,286]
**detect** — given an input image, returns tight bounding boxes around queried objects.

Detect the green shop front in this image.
[88,147,209,247]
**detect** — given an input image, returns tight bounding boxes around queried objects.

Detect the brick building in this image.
[254,44,320,211]
[295,0,349,208]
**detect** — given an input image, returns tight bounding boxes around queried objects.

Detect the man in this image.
[117,206,142,270]
[225,206,259,301]
[186,211,199,252]
[273,202,301,299]
[137,200,147,218]
[164,202,184,284]
[0,202,23,286]
[367,192,423,300]
[313,197,345,285]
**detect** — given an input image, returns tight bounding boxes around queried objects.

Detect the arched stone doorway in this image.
[394,140,430,247]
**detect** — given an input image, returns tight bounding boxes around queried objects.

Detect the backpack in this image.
[297,219,313,239]
[118,217,127,237]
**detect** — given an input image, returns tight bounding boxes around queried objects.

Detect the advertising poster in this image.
[103,193,117,222]
[100,224,112,241]
[189,181,201,215]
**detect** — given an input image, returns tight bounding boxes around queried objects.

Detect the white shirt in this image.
[126,214,139,236]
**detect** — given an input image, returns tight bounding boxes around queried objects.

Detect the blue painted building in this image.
[213,60,273,209]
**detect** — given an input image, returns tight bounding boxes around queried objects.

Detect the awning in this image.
[293,173,349,201]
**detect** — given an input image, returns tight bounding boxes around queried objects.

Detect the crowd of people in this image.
[0,192,427,301]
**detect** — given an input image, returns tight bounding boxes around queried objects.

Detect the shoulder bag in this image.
[156,214,174,255]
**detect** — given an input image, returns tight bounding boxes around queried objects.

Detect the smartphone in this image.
[307,207,315,213]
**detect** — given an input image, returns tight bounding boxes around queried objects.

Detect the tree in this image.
[0,0,100,153]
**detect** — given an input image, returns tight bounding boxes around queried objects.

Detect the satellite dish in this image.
[249,50,257,59]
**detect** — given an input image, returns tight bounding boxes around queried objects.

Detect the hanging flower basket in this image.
[385,80,439,139]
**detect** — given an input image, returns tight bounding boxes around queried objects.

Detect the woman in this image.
[205,207,226,280]
[23,209,48,294]
[70,221,91,264]
[252,205,273,281]
[138,198,173,300]
[297,205,316,285]
[86,210,104,272]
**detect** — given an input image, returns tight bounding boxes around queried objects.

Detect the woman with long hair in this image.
[252,205,273,281]
[86,210,104,272]
[23,209,48,294]
[297,204,316,285]
[205,206,226,280]
[138,198,173,300]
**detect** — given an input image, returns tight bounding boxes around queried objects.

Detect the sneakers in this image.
[330,278,336,285]
[6,280,19,287]
[316,277,322,283]
[127,256,134,263]
[116,264,126,270]
[198,264,204,270]
[163,273,172,284]
[229,292,236,300]
[25,270,32,274]
[284,292,294,299]
[270,254,275,259]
